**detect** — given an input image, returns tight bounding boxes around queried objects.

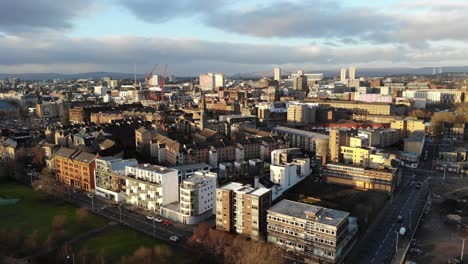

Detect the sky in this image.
[1,0,468,75]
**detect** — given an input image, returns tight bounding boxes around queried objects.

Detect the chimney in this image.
[254,176,259,188]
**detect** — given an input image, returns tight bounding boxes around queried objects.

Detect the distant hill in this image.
[2,66,468,81]
[0,72,146,81]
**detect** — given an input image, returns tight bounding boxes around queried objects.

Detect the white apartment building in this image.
[269,157,311,200]
[161,171,217,224]
[120,164,178,212]
[94,157,138,202]
[267,200,357,264]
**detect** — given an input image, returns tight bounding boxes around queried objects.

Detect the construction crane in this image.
[160,64,168,102]
[146,64,158,100]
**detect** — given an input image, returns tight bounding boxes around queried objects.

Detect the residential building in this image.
[94,157,138,202]
[161,171,217,224]
[293,75,308,91]
[36,99,65,118]
[116,164,179,212]
[216,182,272,239]
[340,68,346,82]
[269,157,311,200]
[329,128,356,163]
[267,200,357,264]
[54,148,97,192]
[274,67,282,82]
[273,126,329,164]
[199,73,215,91]
[287,104,316,123]
[349,66,356,80]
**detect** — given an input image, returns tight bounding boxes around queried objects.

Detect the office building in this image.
[323,163,401,192]
[214,73,225,88]
[293,75,308,91]
[199,73,215,91]
[216,182,272,239]
[267,200,357,264]
[54,148,97,192]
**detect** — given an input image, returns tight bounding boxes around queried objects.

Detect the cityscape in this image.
[1,1,468,264]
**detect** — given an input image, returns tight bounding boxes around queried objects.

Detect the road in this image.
[65,189,196,244]
[353,168,429,264]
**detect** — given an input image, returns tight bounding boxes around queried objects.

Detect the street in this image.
[351,168,429,264]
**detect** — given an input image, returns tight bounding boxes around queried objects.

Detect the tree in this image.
[76,207,92,225]
[31,145,45,167]
[23,230,40,253]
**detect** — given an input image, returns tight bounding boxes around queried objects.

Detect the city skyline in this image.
[1,0,468,75]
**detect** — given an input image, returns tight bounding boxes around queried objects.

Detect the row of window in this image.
[268,215,305,227]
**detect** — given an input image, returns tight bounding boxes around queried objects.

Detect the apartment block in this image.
[269,156,311,200]
[161,171,217,224]
[323,163,401,193]
[267,200,357,264]
[273,126,329,164]
[94,157,138,202]
[54,147,97,192]
[116,164,179,212]
[287,104,316,123]
[216,182,272,239]
[329,128,356,163]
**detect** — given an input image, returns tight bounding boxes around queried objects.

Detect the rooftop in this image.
[131,163,176,174]
[268,200,349,226]
[274,126,329,139]
[218,182,270,197]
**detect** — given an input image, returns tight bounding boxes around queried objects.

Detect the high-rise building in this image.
[349,66,356,81]
[199,73,215,91]
[293,75,308,91]
[340,68,347,82]
[214,73,225,88]
[216,182,272,239]
[150,74,161,86]
[274,67,282,82]
[329,128,356,163]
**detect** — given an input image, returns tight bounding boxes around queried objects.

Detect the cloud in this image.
[119,0,226,23]
[1,33,467,74]
[0,0,95,33]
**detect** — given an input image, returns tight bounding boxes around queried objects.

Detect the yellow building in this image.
[341,146,371,167]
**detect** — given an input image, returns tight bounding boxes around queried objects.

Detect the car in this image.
[448,258,461,264]
[154,218,163,223]
[163,220,172,226]
[169,235,180,242]
[87,193,94,198]
[396,215,404,223]
[146,215,154,220]
[399,227,407,236]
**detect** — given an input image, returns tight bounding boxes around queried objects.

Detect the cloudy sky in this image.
[1,0,468,75]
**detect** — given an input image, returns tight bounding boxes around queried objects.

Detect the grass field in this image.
[73,226,194,263]
[0,182,106,242]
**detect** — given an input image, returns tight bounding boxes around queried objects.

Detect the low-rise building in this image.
[323,163,401,193]
[267,200,357,264]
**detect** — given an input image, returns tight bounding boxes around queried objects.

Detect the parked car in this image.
[154,218,163,223]
[163,220,172,226]
[448,258,461,264]
[399,227,407,236]
[146,215,154,220]
[397,215,404,223]
[87,193,94,198]
[170,235,180,242]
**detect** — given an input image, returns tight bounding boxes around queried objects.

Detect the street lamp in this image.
[118,202,122,223]
[395,231,399,253]
[67,253,75,264]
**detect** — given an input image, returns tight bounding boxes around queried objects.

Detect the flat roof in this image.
[268,200,348,226]
[130,163,176,174]
[171,163,210,171]
[274,126,329,139]
[218,182,270,197]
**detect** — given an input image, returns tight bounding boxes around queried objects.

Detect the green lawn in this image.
[0,182,106,242]
[74,226,194,263]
